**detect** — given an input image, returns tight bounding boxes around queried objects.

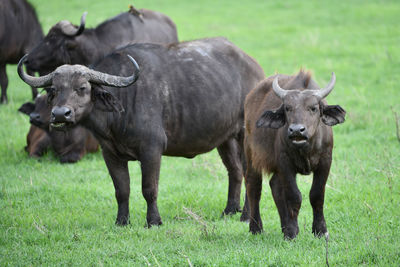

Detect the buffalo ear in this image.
[321,104,346,126]
[18,102,36,115]
[92,86,124,113]
[256,105,286,129]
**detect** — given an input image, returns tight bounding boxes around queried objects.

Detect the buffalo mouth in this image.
[50,121,74,131]
[289,135,308,145]
[30,119,44,129]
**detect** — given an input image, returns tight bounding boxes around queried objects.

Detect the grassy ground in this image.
[1,0,399,266]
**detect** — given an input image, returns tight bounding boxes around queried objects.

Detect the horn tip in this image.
[127,54,140,72]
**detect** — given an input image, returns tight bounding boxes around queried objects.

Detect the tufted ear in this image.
[18,102,36,115]
[321,104,346,126]
[256,105,286,129]
[92,86,124,113]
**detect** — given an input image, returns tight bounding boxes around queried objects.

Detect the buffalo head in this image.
[18,94,51,129]
[256,72,346,146]
[24,12,87,73]
[18,54,140,131]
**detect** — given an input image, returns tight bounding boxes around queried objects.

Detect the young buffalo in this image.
[19,94,99,163]
[244,70,345,239]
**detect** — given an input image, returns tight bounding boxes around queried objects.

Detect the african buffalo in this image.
[24,6,178,74]
[23,124,50,158]
[19,94,99,163]
[243,70,345,239]
[0,0,43,103]
[18,37,265,226]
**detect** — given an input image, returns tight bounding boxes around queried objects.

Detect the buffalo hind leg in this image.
[218,138,243,216]
[0,64,8,104]
[310,158,331,237]
[140,148,163,227]
[245,163,263,234]
[103,151,131,225]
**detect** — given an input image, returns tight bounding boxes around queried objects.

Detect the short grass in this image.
[1,0,399,266]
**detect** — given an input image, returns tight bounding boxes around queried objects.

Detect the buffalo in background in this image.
[18,37,265,226]
[24,6,178,74]
[243,70,345,239]
[0,0,43,103]
[19,94,99,163]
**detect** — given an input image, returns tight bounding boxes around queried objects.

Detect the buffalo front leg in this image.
[269,174,290,234]
[103,151,130,225]
[245,164,263,234]
[218,138,244,215]
[310,157,331,237]
[0,64,8,104]
[140,149,163,227]
[280,168,302,239]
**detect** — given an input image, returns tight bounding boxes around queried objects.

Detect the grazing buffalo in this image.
[18,37,265,226]
[243,70,345,239]
[19,94,99,163]
[24,6,178,74]
[0,0,43,103]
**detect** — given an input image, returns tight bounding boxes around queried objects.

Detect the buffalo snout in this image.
[288,124,308,145]
[29,112,41,124]
[50,106,74,130]
[51,106,72,121]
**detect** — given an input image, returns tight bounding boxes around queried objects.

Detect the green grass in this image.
[1,0,400,266]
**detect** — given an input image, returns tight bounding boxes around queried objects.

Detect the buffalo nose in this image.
[51,106,72,122]
[288,124,306,134]
[29,112,40,122]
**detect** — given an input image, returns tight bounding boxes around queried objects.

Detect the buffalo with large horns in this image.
[18,37,265,227]
[24,6,178,74]
[243,70,345,239]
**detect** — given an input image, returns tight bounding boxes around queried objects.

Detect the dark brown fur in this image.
[244,70,345,239]
[25,125,50,157]
[0,0,43,103]
[19,95,99,163]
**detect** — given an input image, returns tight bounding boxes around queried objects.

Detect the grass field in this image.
[1,0,400,266]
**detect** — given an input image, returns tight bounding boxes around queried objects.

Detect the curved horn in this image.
[88,55,140,87]
[74,11,87,36]
[62,11,87,36]
[314,72,336,99]
[17,54,53,88]
[272,76,288,99]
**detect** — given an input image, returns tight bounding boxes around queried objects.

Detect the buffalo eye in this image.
[285,106,292,112]
[77,85,86,93]
[309,106,318,113]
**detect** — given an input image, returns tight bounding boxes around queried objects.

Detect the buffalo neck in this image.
[280,124,326,175]
[75,30,109,66]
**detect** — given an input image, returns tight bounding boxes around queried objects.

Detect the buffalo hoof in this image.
[312,222,328,238]
[222,203,242,217]
[283,226,299,240]
[146,212,162,228]
[312,227,329,238]
[249,220,263,234]
[240,210,250,222]
[146,218,162,228]
[115,216,130,226]
[0,97,8,104]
